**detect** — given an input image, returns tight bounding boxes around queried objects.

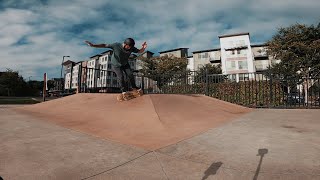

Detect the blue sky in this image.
[0,0,319,80]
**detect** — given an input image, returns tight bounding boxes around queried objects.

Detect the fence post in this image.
[78,63,82,93]
[69,64,73,93]
[141,75,145,94]
[205,68,209,96]
[85,66,88,93]
[269,74,273,107]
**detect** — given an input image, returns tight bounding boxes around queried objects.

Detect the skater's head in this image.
[123,38,135,50]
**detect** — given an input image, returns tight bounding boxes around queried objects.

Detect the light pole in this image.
[28,76,32,82]
[61,55,70,91]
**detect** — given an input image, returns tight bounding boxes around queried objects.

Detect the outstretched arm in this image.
[137,42,147,53]
[84,40,110,48]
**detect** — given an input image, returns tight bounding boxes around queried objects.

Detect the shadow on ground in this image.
[202,161,223,180]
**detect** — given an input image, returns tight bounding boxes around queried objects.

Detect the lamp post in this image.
[61,55,70,91]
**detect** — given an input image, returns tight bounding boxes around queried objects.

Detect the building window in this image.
[107,71,111,76]
[230,74,237,81]
[239,74,249,81]
[240,49,247,55]
[198,53,208,59]
[108,64,111,69]
[113,72,117,77]
[107,79,111,84]
[226,61,236,71]
[238,61,248,70]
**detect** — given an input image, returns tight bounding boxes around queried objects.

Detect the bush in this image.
[157,79,285,107]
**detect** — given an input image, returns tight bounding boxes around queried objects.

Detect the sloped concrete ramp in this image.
[14,94,251,150]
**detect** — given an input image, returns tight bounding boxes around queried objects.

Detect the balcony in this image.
[209,57,220,63]
[255,65,269,71]
[253,48,268,59]
[225,45,248,51]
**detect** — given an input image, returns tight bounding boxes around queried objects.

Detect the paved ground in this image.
[1,94,320,180]
[13,94,251,150]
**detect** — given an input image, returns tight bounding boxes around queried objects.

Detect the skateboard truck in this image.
[117,89,143,101]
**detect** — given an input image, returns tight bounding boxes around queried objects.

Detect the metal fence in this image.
[71,66,320,109]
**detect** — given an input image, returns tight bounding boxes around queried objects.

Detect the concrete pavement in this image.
[1,95,320,179]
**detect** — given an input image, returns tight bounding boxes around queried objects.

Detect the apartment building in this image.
[63,31,281,90]
[71,62,82,89]
[79,61,88,92]
[51,78,63,91]
[190,32,281,81]
[86,55,100,88]
[62,60,75,90]
[64,49,154,91]
[134,51,155,89]
[251,44,280,71]
[135,51,154,71]
[159,48,189,58]
[187,55,195,71]
[96,50,117,88]
[192,48,221,71]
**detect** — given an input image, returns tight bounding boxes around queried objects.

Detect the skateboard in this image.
[117,89,143,101]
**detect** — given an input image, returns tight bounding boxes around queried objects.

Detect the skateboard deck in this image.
[117,89,143,101]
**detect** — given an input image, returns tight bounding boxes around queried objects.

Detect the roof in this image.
[251,44,268,47]
[100,50,113,55]
[141,50,154,55]
[89,54,101,59]
[218,32,250,38]
[159,48,189,54]
[62,60,75,65]
[192,48,221,54]
[129,54,138,59]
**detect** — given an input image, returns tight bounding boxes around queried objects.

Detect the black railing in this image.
[205,73,320,109]
[70,66,320,109]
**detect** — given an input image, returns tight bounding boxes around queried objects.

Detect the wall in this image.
[193,50,221,71]
[220,34,255,75]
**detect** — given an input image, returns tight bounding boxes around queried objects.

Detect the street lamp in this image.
[28,76,32,82]
[61,55,70,91]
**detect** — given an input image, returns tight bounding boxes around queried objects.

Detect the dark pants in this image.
[112,64,138,92]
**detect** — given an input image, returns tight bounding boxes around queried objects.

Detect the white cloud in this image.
[0,0,319,80]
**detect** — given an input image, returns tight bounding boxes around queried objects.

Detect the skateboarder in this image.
[84,38,147,95]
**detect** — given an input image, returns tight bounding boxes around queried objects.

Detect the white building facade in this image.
[219,33,255,81]
[187,56,195,71]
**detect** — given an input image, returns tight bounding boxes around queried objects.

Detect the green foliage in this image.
[0,69,45,96]
[208,80,284,107]
[0,69,31,96]
[159,79,285,107]
[0,98,40,104]
[139,54,189,88]
[267,22,320,78]
[194,64,224,83]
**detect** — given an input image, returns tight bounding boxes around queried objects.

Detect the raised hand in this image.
[142,42,147,49]
[84,40,93,47]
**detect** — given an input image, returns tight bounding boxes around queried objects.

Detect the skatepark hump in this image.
[15,94,251,150]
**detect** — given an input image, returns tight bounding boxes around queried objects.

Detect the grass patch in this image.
[0,98,40,104]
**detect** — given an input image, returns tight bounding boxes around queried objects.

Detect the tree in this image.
[267,22,320,103]
[138,54,188,88]
[47,80,55,90]
[194,64,223,83]
[267,22,320,78]
[0,69,31,96]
